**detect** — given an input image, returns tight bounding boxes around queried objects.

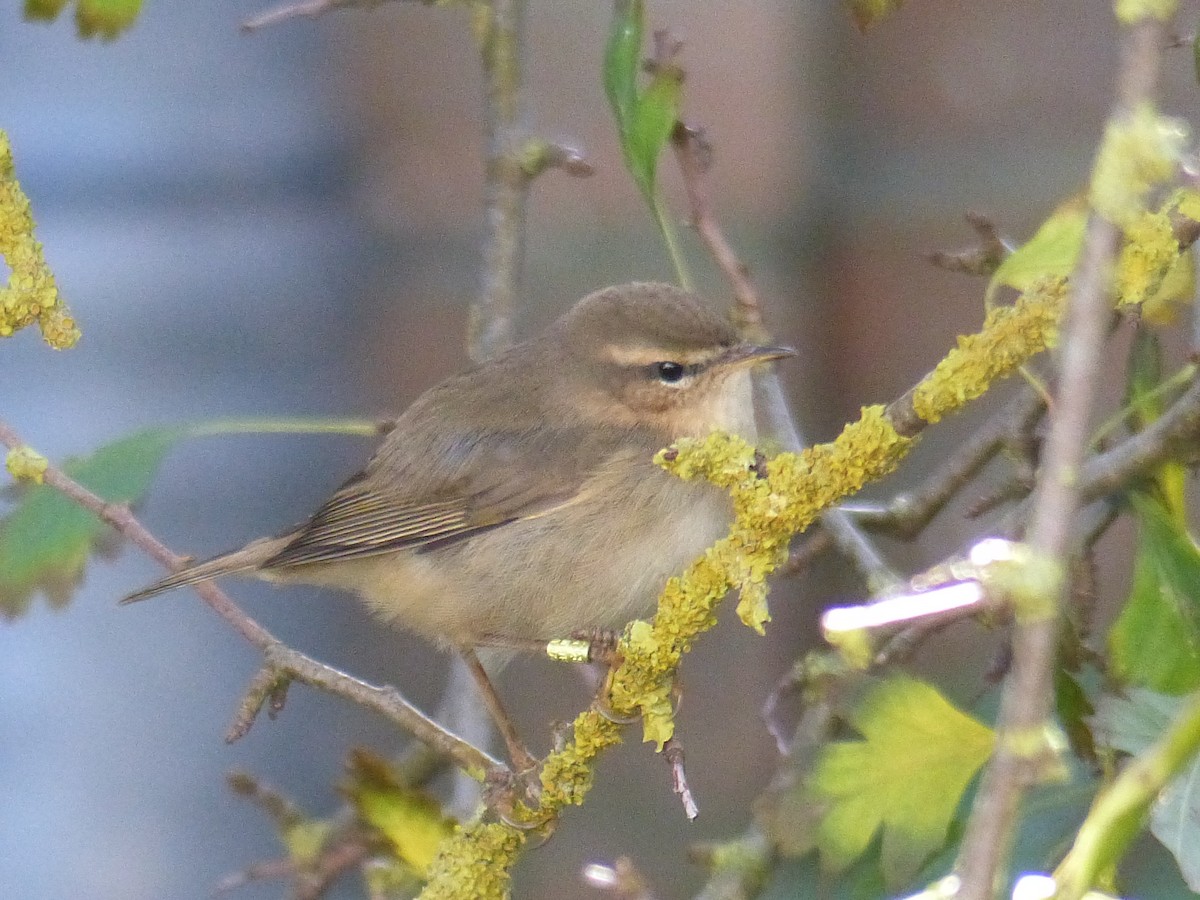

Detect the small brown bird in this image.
[123,282,791,764]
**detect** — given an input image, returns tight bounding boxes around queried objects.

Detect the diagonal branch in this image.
[0,419,502,778]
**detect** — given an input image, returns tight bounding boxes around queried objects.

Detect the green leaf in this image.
[0,427,182,617]
[986,198,1087,305]
[1124,328,1188,521]
[623,54,681,202]
[343,749,455,877]
[847,0,905,31]
[1056,666,1098,764]
[1093,690,1200,891]
[603,0,681,204]
[810,676,995,886]
[1109,494,1200,694]
[603,0,643,134]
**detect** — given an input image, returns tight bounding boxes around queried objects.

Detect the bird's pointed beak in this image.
[718,344,797,369]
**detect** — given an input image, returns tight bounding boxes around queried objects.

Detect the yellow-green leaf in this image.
[986,199,1087,305]
[24,0,142,38]
[811,676,994,886]
[75,0,142,39]
[0,427,182,617]
[343,749,454,877]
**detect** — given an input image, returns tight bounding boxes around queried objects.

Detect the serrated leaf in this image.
[1109,495,1200,694]
[0,427,182,617]
[847,0,905,31]
[811,676,994,886]
[343,749,454,877]
[986,198,1087,305]
[1093,690,1200,891]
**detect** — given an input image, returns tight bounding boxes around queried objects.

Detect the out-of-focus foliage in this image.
[846,0,905,31]
[1108,494,1200,694]
[0,428,182,617]
[24,0,143,40]
[1092,690,1200,892]
[807,676,994,886]
[343,749,455,879]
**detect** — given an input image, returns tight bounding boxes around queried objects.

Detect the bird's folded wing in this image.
[262,426,629,568]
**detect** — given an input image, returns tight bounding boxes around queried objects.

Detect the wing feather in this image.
[261,425,638,570]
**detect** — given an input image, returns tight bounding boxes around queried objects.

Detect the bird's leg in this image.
[458,646,539,776]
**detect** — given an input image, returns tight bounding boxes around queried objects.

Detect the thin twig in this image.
[847,387,1046,538]
[953,17,1166,897]
[0,419,502,778]
[240,0,421,32]
[663,736,699,821]
[1079,372,1200,501]
[926,212,1010,277]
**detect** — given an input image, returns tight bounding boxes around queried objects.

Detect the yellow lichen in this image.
[911,278,1066,425]
[1116,211,1184,313]
[0,130,79,349]
[537,710,622,808]
[1174,187,1200,223]
[6,446,48,484]
[1090,105,1187,228]
[419,822,525,900]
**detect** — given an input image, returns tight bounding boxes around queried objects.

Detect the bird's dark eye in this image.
[653,361,687,384]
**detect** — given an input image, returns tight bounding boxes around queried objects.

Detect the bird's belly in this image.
[337,475,733,645]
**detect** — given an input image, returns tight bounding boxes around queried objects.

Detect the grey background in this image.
[3,1,1194,898]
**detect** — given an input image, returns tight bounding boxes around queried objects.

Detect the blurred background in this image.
[2,1,1196,897]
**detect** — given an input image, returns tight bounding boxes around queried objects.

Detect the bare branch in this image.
[954,16,1168,898]
[470,0,528,362]
[0,419,502,779]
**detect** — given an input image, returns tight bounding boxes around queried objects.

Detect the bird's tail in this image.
[120,537,290,604]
